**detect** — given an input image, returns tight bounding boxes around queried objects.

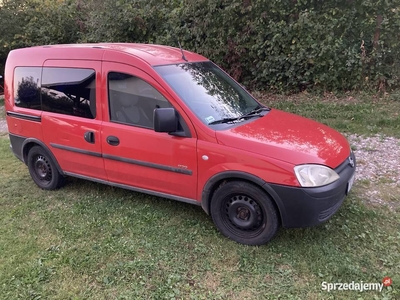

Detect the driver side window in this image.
[108,72,171,128]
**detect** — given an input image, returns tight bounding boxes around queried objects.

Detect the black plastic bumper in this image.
[268,152,356,228]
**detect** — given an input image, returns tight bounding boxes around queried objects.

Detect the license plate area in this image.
[347,174,355,194]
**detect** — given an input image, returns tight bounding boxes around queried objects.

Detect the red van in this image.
[4,44,356,245]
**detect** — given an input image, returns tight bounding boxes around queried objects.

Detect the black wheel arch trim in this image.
[201,171,285,221]
[21,137,64,175]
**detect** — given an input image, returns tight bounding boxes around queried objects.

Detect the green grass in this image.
[256,91,400,137]
[0,93,399,299]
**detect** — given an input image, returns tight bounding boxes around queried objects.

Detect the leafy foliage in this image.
[0,0,83,71]
[0,0,399,92]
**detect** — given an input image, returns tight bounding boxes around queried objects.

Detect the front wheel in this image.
[210,181,279,245]
[27,145,65,190]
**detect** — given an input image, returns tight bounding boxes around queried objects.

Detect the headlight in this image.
[294,164,340,187]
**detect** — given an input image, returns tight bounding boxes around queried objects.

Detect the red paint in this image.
[217,109,349,168]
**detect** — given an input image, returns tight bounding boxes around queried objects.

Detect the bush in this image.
[1,0,399,92]
[168,0,400,92]
[0,0,83,73]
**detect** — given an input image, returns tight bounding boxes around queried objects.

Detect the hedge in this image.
[1,0,399,92]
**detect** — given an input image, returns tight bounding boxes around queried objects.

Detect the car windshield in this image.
[154,62,261,125]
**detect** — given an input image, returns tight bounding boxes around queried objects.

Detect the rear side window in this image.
[41,68,96,119]
[14,67,42,110]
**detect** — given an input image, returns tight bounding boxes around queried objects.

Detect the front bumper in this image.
[267,152,356,228]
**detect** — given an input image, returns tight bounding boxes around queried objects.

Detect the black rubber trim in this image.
[7,111,41,122]
[8,133,26,162]
[201,171,269,215]
[48,143,192,175]
[102,153,193,175]
[64,171,200,205]
[50,143,102,157]
[152,60,209,68]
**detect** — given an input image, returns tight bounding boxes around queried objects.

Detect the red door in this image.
[41,60,107,180]
[101,62,198,200]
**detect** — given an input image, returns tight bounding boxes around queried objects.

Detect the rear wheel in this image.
[210,181,279,245]
[27,146,65,190]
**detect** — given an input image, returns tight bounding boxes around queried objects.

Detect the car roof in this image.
[30,43,208,66]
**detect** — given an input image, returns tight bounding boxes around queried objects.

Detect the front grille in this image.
[335,152,356,173]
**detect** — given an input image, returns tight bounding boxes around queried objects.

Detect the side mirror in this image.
[153,108,178,133]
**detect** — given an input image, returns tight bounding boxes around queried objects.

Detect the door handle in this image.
[107,136,120,146]
[84,131,95,143]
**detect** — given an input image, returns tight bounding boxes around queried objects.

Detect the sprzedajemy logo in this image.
[321,277,392,293]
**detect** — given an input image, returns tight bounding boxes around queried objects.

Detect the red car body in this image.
[4,44,356,245]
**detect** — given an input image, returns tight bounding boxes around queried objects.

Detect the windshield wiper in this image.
[208,106,270,125]
[208,113,262,125]
[242,106,271,117]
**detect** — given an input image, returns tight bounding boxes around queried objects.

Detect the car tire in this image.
[27,145,65,190]
[210,181,279,245]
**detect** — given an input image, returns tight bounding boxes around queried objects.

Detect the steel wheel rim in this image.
[33,155,52,183]
[221,194,265,239]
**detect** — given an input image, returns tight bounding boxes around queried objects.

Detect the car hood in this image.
[216,109,350,168]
